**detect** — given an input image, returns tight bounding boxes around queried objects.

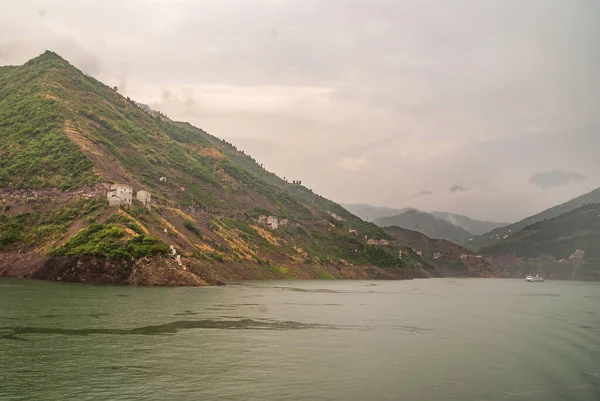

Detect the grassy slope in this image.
[0,56,98,189]
[0,51,422,272]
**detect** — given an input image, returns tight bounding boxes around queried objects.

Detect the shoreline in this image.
[0,253,439,287]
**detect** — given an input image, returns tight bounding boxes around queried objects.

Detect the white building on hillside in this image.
[267,216,279,230]
[107,184,132,206]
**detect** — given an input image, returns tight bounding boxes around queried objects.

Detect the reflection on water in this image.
[0,318,333,340]
[1,278,599,401]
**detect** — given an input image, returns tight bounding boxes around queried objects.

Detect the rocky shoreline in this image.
[0,253,438,286]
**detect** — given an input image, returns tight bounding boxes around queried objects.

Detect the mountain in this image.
[468,187,600,251]
[384,226,499,277]
[430,212,509,236]
[342,203,413,222]
[345,203,509,236]
[374,209,472,241]
[480,203,600,280]
[0,51,432,284]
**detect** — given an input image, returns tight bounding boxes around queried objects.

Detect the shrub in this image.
[183,219,201,237]
[50,223,168,259]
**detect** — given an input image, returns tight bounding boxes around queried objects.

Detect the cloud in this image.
[449,185,466,193]
[529,171,586,189]
[416,190,433,197]
[338,156,367,172]
[1,0,599,221]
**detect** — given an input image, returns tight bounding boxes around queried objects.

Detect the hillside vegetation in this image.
[384,226,498,277]
[0,51,430,282]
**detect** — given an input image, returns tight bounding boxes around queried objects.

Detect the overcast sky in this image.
[2,0,599,222]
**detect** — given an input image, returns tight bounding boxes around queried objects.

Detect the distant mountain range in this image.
[468,187,600,251]
[343,203,509,240]
[342,204,412,222]
[344,187,600,280]
[429,212,508,236]
[374,210,472,241]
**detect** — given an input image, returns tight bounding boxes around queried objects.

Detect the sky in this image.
[1,0,599,222]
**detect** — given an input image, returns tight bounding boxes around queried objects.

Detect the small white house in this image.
[136,189,152,209]
[267,216,279,230]
[107,184,132,206]
[433,252,441,260]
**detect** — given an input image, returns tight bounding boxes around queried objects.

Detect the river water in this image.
[1,278,599,400]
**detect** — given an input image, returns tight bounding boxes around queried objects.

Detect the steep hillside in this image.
[374,210,471,241]
[468,187,600,250]
[480,203,600,280]
[430,212,509,236]
[384,226,499,277]
[0,51,432,284]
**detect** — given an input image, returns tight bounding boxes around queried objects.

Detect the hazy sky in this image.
[2,0,599,222]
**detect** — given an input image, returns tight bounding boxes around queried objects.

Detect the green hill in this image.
[468,187,600,250]
[480,203,600,279]
[374,209,472,241]
[0,51,430,284]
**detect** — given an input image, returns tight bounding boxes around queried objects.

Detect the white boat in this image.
[525,274,544,282]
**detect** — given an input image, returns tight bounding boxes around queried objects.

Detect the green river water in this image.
[1,278,599,400]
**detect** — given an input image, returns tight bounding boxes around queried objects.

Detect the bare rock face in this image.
[128,258,207,286]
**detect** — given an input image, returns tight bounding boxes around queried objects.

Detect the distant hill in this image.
[374,209,472,241]
[0,51,429,284]
[430,212,509,236]
[480,203,600,280]
[342,203,413,222]
[384,226,499,277]
[344,203,508,236]
[468,187,600,250]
